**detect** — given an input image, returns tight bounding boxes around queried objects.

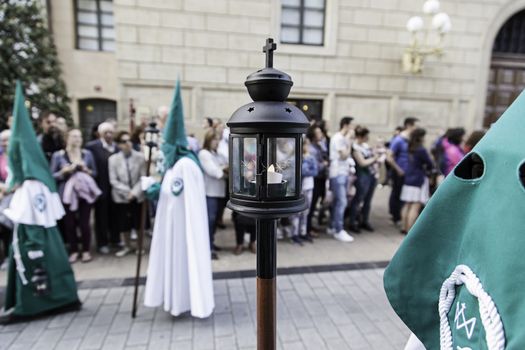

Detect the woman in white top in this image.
[198,130,228,260]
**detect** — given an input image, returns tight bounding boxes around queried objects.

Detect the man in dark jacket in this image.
[85,122,118,254]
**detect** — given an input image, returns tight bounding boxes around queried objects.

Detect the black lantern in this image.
[228,39,309,218]
[144,120,160,149]
[227,38,309,350]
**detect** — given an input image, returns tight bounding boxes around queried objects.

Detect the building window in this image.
[75,0,115,52]
[287,99,323,121]
[493,9,525,55]
[280,0,326,46]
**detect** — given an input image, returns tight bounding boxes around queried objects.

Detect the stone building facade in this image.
[49,0,525,140]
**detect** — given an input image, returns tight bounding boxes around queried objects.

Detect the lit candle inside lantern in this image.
[267,164,282,184]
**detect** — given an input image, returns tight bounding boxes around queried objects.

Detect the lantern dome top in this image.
[227,101,309,133]
[244,38,293,102]
[227,38,309,133]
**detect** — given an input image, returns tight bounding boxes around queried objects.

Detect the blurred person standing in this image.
[232,212,256,255]
[85,122,119,254]
[442,127,466,176]
[306,125,329,233]
[298,138,318,242]
[216,121,230,229]
[463,130,486,153]
[157,106,169,131]
[328,116,355,243]
[38,111,65,162]
[131,125,145,152]
[108,131,146,257]
[55,117,69,137]
[0,130,12,271]
[400,128,434,233]
[198,130,228,260]
[187,133,200,153]
[348,126,380,233]
[50,129,100,263]
[388,117,419,227]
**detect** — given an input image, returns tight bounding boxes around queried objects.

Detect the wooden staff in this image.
[132,122,157,318]
[256,219,277,350]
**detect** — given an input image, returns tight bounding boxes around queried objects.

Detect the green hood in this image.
[8,81,57,192]
[161,79,200,172]
[384,91,525,349]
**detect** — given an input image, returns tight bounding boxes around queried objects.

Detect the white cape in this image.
[4,179,65,227]
[144,157,214,318]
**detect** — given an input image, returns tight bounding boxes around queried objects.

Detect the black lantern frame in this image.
[227,97,309,219]
[226,38,309,350]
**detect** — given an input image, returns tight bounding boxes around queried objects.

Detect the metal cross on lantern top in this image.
[227,38,309,350]
[263,38,276,68]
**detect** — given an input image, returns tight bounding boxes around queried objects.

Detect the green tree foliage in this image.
[0,0,71,128]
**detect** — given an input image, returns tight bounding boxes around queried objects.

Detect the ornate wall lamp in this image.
[403,0,452,74]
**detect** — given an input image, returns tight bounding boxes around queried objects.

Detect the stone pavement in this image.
[0,268,410,350]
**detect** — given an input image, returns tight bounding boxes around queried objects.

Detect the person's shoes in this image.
[326,227,336,235]
[115,247,131,258]
[233,245,243,255]
[348,224,361,234]
[249,242,256,254]
[0,259,7,270]
[212,244,223,252]
[211,252,219,260]
[216,222,226,229]
[81,252,93,263]
[334,230,354,243]
[130,229,138,240]
[300,234,314,243]
[98,246,110,255]
[291,236,304,246]
[360,223,375,232]
[68,253,79,264]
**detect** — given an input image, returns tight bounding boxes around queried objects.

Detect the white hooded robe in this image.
[144,157,214,318]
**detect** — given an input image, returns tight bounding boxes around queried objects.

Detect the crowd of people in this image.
[0,108,487,267]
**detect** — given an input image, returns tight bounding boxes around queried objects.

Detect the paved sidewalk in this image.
[0,269,410,350]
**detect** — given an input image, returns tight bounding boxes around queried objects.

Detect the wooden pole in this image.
[131,143,153,318]
[256,219,277,350]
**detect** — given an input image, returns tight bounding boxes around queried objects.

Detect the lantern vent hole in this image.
[285,108,292,113]
[248,107,255,113]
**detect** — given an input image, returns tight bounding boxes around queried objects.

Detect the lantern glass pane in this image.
[266,137,296,198]
[233,137,257,197]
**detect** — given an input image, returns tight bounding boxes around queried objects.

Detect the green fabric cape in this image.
[384,91,525,349]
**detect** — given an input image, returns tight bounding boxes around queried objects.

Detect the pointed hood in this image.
[161,79,200,171]
[384,91,525,349]
[8,81,57,192]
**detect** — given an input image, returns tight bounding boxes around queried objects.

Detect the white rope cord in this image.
[439,265,505,350]
[11,224,28,285]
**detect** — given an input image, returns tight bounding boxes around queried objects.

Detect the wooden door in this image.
[78,98,117,141]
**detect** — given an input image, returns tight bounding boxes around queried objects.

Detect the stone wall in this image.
[106,0,525,141]
[51,0,118,124]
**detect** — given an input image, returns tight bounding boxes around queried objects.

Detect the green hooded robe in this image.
[1,82,80,321]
